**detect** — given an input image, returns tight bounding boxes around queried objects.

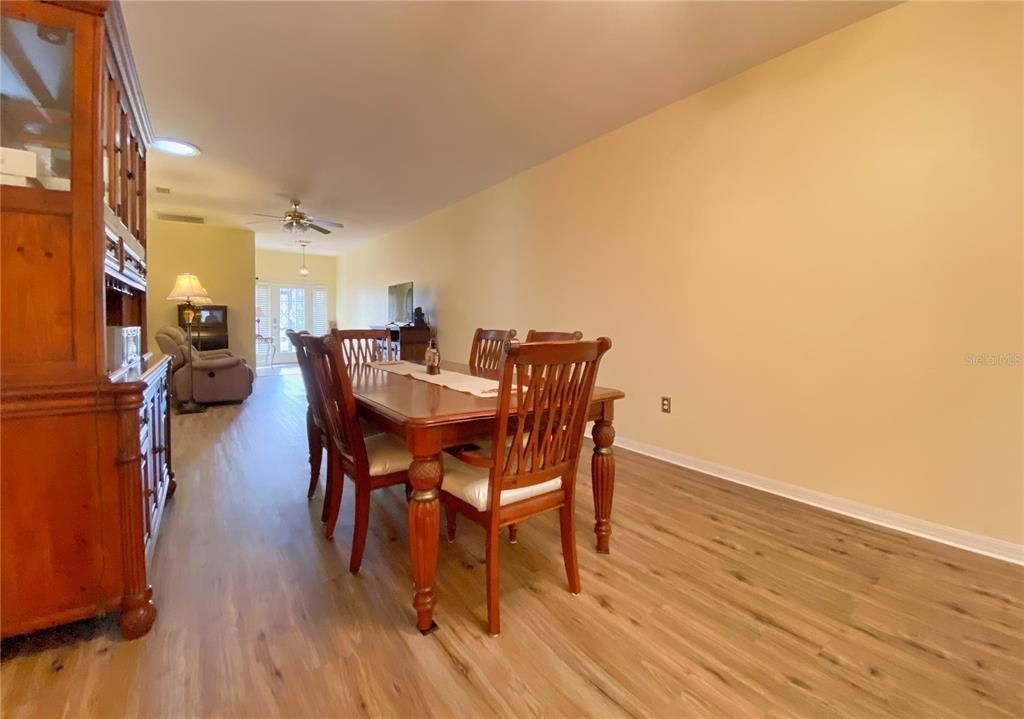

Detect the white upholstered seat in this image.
[442,454,562,512]
[364,433,413,476]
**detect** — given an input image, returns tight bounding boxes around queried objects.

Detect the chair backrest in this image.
[286,330,324,430]
[333,329,393,365]
[525,330,583,343]
[155,326,188,369]
[469,328,516,372]
[487,337,611,512]
[300,333,370,477]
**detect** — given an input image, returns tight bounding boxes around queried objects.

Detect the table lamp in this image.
[167,273,209,414]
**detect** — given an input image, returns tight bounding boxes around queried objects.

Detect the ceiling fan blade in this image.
[251,213,283,219]
[246,219,280,225]
[307,223,331,235]
[308,217,344,229]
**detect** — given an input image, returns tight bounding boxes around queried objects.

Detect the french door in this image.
[255,283,328,365]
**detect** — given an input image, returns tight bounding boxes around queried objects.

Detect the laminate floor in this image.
[3,373,1022,718]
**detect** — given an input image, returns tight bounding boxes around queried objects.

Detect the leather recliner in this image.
[155,326,254,404]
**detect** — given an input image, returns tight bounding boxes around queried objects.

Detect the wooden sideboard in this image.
[0,0,171,640]
[178,303,230,351]
[372,325,432,361]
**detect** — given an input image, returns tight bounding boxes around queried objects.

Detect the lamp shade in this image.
[166,273,208,302]
[192,295,214,306]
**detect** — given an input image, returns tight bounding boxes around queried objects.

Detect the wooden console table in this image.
[371,325,432,361]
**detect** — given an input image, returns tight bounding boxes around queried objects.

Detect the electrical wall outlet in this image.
[661,396,671,413]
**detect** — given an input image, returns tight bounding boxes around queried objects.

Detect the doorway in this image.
[255,283,328,365]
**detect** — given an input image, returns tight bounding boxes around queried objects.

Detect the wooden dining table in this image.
[348,359,625,634]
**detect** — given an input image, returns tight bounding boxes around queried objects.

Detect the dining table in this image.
[348,359,625,634]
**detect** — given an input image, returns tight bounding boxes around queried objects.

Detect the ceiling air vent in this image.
[156,212,205,224]
[155,186,171,194]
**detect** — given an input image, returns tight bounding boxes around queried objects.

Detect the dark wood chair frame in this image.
[301,331,409,573]
[468,328,517,373]
[287,330,329,502]
[443,336,612,636]
[334,328,394,365]
[524,330,583,342]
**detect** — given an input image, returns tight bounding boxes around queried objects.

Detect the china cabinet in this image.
[0,0,172,640]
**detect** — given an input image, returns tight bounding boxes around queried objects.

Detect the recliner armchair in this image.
[155,326,254,404]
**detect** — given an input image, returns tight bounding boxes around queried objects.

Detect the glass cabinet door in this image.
[102,68,109,201]
[0,14,74,191]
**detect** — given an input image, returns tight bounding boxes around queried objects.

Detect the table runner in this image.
[410,370,501,397]
[370,361,501,398]
[368,360,421,376]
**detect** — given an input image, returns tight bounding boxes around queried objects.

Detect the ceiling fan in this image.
[249,199,344,235]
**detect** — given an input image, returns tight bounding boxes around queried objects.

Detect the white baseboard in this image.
[614,436,1024,567]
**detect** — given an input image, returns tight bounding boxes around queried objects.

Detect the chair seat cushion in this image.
[365,433,413,477]
[442,455,562,512]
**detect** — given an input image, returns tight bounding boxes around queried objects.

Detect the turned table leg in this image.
[408,452,442,634]
[591,409,616,554]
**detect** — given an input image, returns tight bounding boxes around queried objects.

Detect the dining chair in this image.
[468,328,516,372]
[525,330,583,342]
[442,336,612,636]
[286,330,328,502]
[334,328,393,365]
[301,333,413,573]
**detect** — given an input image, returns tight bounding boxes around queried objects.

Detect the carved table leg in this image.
[591,413,616,554]
[408,453,442,634]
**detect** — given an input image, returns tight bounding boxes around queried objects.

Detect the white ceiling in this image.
[123,1,893,255]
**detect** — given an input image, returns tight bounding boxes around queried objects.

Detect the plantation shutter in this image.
[312,286,328,336]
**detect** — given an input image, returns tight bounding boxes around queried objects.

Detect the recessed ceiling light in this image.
[152,138,201,157]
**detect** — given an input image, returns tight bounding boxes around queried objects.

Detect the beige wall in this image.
[337,3,1023,544]
[147,220,257,366]
[255,249,338,328]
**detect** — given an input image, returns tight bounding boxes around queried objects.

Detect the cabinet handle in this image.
[140,414,149,426]
[153,445,165,453]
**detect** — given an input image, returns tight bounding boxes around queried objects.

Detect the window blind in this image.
[312,286,328,336]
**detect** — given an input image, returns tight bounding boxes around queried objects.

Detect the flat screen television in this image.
[388,281,414,324]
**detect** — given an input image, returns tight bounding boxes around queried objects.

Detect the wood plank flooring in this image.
[2,371,1022,718]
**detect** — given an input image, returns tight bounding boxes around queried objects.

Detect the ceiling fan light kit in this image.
[250,199,344,236]
[248,199,343,275]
